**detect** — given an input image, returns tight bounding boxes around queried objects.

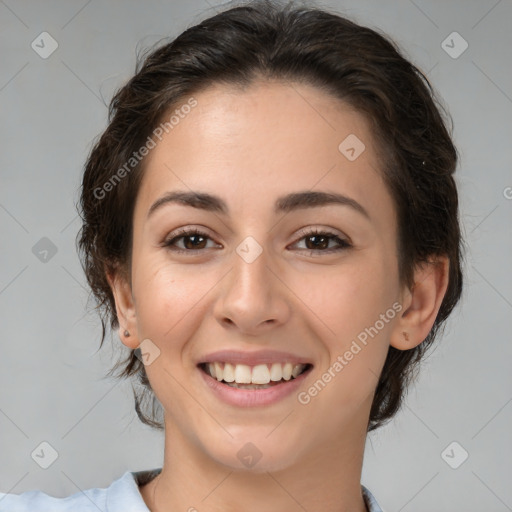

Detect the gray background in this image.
[1,0,511,510]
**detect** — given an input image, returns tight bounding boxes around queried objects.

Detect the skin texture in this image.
[107,80,449,512]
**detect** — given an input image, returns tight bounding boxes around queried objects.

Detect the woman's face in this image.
[116,80,407,471]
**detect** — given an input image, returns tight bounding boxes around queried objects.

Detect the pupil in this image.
[307,235,328,250]
[185,235,206,250]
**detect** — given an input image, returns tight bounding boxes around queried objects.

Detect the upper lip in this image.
[198,349,313,366]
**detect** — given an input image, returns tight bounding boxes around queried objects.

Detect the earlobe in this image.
[390,256,450,351]
[106,266,139,349]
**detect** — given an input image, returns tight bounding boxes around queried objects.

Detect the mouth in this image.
[198,361,313,390]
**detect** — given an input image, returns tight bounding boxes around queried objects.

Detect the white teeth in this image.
[251,364,270,384]
[270,363,282,381]
[291,364,303,378]
[223,363,235,382]
[234,364,252,384]
[205,362,308,384]
[214,362,223,382]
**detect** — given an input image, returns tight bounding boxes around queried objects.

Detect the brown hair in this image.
[77,0,464,432]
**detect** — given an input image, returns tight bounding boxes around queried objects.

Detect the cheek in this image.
[293,254,398,348]
[131,255,217,343]
[296,259,397,429]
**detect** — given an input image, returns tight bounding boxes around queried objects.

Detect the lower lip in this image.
[199,365,312,407]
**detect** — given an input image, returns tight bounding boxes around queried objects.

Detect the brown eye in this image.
[293,229,351,254]
[163,229,217,253]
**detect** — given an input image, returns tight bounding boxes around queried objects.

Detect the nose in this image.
[213,243,291,335]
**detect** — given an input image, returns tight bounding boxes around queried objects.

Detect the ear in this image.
[106,265,139,349]
[390,256,450,350]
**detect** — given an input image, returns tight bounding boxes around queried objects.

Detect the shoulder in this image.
[0,468,162,512]
[0,486,108,512]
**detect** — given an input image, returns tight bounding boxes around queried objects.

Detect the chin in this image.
[205,432,304,474]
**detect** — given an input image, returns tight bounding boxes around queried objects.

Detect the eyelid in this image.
[162,225,352,255]
[162,226,219,252]
[288,227,352,254]
[293,225,351,245]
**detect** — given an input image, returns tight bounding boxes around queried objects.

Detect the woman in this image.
[0,0,463,510]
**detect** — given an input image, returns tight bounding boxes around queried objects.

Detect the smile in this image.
[200,362,311,388]
[198,362,313,406]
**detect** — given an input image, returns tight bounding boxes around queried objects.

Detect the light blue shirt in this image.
[0,468,383,511]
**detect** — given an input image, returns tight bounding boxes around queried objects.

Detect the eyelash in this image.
[162,227,352,256]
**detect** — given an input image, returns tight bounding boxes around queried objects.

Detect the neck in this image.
[141,416,369,512]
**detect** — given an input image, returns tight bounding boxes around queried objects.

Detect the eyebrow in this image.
[147,190,370,220]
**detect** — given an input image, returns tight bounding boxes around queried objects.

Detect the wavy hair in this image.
[77,0,464,432]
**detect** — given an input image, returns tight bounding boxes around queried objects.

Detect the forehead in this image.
[134,80,394,224]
